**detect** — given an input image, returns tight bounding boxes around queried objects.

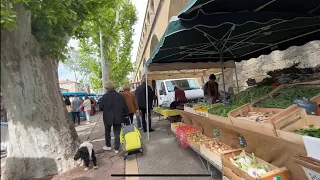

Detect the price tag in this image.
[238,135,247,148]
[213,129,220,136]
[188,119,193,125]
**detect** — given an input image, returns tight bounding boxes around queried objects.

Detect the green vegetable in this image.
[208,86,274,117]
[255,86,320,109]
[294,125,320,138]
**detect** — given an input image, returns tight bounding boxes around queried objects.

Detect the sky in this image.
[58,0,148,81]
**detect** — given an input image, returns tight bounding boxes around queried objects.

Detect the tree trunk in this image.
[1,4,79,180]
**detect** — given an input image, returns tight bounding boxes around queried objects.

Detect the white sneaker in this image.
[114,150,119,154]
[138,127,142,129]
[103,146,112,151]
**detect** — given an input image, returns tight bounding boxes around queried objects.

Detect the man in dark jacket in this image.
[202,74,220,104]
[135,77,155,132]
[99,81,129,154]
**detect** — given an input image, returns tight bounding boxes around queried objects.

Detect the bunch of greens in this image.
[256,86,320,109]
[294,125,320,138]
[208,86,274,117]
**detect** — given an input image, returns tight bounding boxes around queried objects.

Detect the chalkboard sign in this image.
[213,129,220,136]
[238,135,247,148]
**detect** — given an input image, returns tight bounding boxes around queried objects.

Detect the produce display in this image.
[171,122,186,128]
[229,150,270,178]
[235,111,275,122]
[187,133,211,143]
[207,86,274,117]
[202,139,234,155]
[255,86,320,109]
[193,103,222,111]
[294,125,320,138]
[176,125,200,148]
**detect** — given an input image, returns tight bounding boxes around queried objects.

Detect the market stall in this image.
[142,0,320,179]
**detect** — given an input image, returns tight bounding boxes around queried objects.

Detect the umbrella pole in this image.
[234,65,240,93]
[146,72,150,140]
[220,52,227,103]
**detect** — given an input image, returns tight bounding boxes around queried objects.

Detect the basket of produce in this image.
[176,125,200,148]
[170,122,186,134]
[200,139,237,170]
[184,103,195,114]
[192,103,222,117]
[273,108,320,145]
[222,149,291,180]
[186,132,212,151]
[227,104,295,137]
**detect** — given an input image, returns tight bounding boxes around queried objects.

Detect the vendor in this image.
[203,74,220,104]
[174,86,187,103]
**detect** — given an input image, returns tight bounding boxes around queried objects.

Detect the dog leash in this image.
[86,112,103,142]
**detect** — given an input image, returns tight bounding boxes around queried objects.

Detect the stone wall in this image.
[234,41,320,89]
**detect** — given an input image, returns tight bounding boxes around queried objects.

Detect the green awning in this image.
[145,1,320,67]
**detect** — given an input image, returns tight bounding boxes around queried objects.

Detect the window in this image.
[165,79,200,92]
[159,82,166,95]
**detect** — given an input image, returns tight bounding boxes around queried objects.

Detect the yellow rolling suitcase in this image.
[120,121,143,160]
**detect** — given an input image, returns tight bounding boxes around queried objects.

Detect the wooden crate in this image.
[200,139,239,170]
[170,122,186,134]
[311,95,320,105]
[273,108,320,145]
[222,150,291,180]
[184,105,195,114]
[228,104,285,137]
[186,132,212,151]
[208,113,233,125]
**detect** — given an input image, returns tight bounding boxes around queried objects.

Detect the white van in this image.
[155,78,204,107]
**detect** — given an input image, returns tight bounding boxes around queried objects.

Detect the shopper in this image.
[64,96,71,106]
[203,74,220,104]
[71,95,82,125]
[121,85,139,125]
[174,86,188,103]
[135,76,155,132]
[83,95,91,124]
[99,81,129,154]
[152,80,158,107]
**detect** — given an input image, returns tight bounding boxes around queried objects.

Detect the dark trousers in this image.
[139,107,152,131]
[125,113,134,125]
[105,124,121,150]
[72,112,80,125]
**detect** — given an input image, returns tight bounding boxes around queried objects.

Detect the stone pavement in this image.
[133,118,221,180]
[47,112,125,180]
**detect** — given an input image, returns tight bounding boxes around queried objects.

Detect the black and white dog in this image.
[74,141,98,170]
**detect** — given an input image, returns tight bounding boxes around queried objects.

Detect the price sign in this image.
[238,135,247,148]
[213,129,220,136]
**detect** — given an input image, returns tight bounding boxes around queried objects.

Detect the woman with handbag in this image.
[121,85,140,126]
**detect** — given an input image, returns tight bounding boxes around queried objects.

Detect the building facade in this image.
[132,0,189,87]
[59,79,82,92]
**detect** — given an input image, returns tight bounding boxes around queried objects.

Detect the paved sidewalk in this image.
[48,112,125,180]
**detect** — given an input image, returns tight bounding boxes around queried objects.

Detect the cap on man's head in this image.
[106,81,116,91]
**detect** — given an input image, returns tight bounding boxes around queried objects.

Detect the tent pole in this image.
[220,52,227,103]
[145,71,150,140]
[234,64,240,93]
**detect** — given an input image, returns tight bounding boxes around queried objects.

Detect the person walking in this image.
[135,76,155,132]
[151,80,158,107]
[71,95,82,125]
[99,81,129,154]
[83,95,91,124]
[121,85,139,126]
[64,96,71,106]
